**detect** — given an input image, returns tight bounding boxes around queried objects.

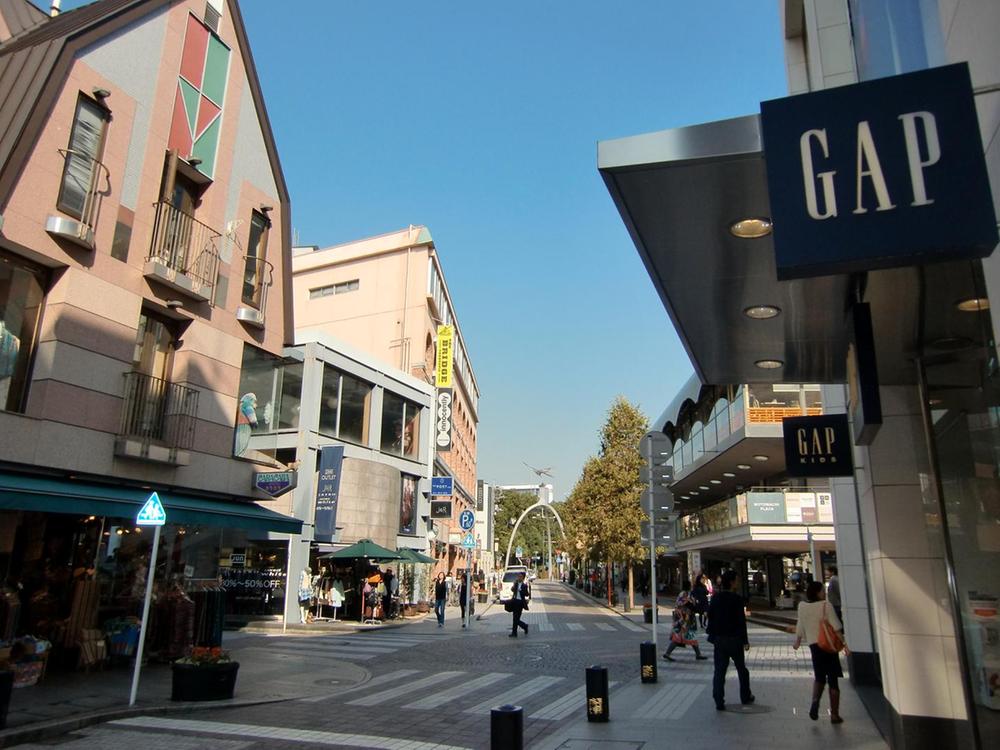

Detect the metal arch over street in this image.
[503,500,566,570]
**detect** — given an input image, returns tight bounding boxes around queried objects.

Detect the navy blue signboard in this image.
[783,414,854,478]
[254,470,297,498]
[314,446,345,541]
[431,476,454,497]
[761,63,998,280]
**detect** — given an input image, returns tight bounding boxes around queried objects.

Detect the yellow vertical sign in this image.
[435,325,454,387]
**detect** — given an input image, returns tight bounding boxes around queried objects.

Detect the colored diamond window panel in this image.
[168,13,231,179]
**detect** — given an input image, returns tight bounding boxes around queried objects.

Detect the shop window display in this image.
[0,509,227,688]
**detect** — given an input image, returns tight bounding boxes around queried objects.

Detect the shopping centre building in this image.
[601,1,999,748]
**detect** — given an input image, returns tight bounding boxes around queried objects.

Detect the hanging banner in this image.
[435,388,453,451]
[400,474,417,535]
[315,446,345,541]
[783,414,854,477]
[435,325,455,388]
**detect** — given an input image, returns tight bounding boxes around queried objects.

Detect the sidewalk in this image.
[0,615,428,748]
[531,590,887,750]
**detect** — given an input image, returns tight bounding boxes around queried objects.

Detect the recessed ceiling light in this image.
[929,398,943,406]
[744,305,781,320]
[710,479,722,485]
[729,217,773,239]
[699,485,710,490]
[753,455,769,462]
[755,359,784,369]
[723,472,736,477]
[736,464,751,470]
[956,297,990,312]
[689,491,700,496]
[680,495,689,500]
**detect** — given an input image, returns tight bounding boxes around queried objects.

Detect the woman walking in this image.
[794,580,848,723]
[434,572,447,627]
[663,596,708,661]
[692,574,710,628]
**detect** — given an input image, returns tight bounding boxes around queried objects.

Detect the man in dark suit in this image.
[509,572,530,637]
[706,570,754,710]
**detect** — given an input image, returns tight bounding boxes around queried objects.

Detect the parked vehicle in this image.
[497,566,528,602]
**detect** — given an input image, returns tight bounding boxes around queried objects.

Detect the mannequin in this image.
[298,566,312,624]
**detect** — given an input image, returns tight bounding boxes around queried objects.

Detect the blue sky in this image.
[49,1,788,499]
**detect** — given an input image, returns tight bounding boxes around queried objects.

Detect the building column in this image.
[854,384,973,748]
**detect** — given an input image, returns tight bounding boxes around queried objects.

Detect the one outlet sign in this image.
[761,63,998,280]
[783,414,854,478]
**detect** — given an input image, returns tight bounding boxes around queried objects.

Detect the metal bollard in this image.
[585,665,610,722]
[491,704,523,749]
[640,641,657,683]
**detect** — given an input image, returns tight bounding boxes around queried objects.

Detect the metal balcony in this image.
[115,371,199,464]
[144,201,221,303]
[235,255,274,328]
[45,149,109,250]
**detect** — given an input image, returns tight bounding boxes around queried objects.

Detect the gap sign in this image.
[761,63,998,280]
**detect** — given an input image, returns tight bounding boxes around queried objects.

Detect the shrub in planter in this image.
[171,647,239,702]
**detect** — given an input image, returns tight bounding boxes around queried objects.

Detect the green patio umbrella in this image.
[397,548,435,564]
[318,539,402,561]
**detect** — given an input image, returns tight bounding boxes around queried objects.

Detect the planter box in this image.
[171,661,239,701]
[642,607,662,624]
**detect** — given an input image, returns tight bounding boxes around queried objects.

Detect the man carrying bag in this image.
[508,572,530,638]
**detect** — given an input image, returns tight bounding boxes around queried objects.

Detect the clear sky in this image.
[49,1,789,499]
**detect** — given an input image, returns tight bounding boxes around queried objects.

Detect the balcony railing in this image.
[677,487,833,541]
[747,406,823,423]
[46,149,110,250]
[235,255,274,327]
[118,371,199,450]
[146,201,221,302]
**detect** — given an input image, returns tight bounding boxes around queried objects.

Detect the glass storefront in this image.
[920,261,1000,747]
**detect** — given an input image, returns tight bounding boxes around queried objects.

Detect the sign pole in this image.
[645,440,658,650]
[129,522,160,707]
[465,554,472,629]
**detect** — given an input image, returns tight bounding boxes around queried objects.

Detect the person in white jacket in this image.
[793,580,848,723]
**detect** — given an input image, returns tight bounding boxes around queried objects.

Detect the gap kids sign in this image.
[783,414,854,478]
[761,63,998,280]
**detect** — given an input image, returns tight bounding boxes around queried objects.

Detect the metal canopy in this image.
[599,114,851,385]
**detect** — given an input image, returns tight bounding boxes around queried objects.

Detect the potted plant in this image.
[171,646,239,701]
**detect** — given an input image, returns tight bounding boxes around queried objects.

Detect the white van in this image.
[497,566,528,602]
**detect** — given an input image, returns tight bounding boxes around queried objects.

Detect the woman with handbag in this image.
[793,580,848,723]
[663,600,708,661]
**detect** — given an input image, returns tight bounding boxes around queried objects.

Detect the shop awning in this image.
[397,548,435,564]
[598,114,851,385]
[0,473,302,534]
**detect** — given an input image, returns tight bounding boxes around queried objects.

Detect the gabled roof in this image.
[0,0,294,344]
[0,0,47,42]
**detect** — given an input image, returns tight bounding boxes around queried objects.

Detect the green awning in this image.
[398,548,435,564]
[0,473,302,534]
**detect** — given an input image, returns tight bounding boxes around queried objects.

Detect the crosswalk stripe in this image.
[299,669,422,702]
[595,623,616,631]
[566,623,584,631]
[539,623,555,632]
[347,671,465,707]
[528,682,618,721]
[619,619,647,632]
[403,673,512,710]
[465,675,564,715]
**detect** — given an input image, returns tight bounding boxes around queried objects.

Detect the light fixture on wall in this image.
[92,87,111,100]
[260,205,273,213]
[187,157,202,167]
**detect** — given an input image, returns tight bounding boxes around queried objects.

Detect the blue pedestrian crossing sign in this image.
[461,532,477,549]
[458,509,475,530]
[136,492,166,526]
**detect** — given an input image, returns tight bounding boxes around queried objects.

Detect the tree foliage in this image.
[561,396,649,565]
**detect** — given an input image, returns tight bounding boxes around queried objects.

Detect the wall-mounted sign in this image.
[254,470,297,498]
[400,474,417,535]
[430,500,453,519]
[761,63,998,280]
[431,476,454,496]
[435,389,453,451]
[783,414,854,477]
[435,325,454,388]
[314,445,345,541]
[229,552,246,567]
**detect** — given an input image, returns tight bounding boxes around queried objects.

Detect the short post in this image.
[585,665,610,722]
[490,704,523,749]
[640,641,657,683]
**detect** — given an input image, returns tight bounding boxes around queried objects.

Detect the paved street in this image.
[12,582,888,750]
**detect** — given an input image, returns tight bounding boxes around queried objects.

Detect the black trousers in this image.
[510,602,528,635]
[711,635,752,706]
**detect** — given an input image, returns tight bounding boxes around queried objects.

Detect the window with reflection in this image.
[714,398,731,443]
[691,422,704,462]
[339,373,371,444]
[318,364,341,436]
[0,252,47,413]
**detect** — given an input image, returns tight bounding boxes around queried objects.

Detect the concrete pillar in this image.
[853,384,973,748]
